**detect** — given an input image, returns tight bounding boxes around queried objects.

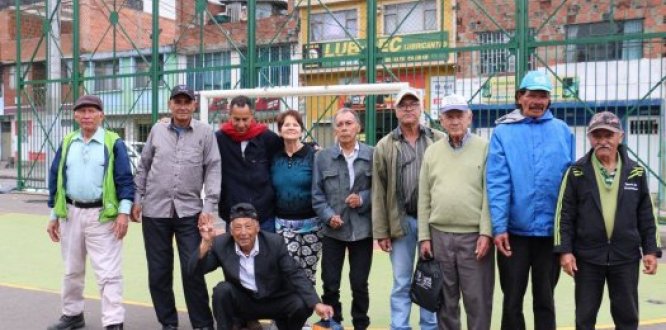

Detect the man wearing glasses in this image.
[372,88,444,330]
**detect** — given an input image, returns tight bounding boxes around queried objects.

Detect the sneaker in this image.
[47,313,85,330]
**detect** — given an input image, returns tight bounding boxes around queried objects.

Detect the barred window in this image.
[477,30,534,74]
[629,119,658,135]
[93,60,119,91]
[565,20,643,62]
[134,55,164,88]
[384,0,437,35]
[186,52,232,91]
[258,45,291,87]
[310,10,357,42]
[477,31,513,74]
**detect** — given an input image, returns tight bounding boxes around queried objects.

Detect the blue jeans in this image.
[389,215,437,330]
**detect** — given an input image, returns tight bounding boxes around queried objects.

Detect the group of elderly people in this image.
[46,70,661,330]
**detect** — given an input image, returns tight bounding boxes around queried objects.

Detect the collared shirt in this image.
[397,126,428,215]
[64,127,131,214]
[447,130,472,150]
[339,142,360,189]
[134,118,222,218]
[235,238,260,292]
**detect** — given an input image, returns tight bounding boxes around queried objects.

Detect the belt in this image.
[66,197,103,209]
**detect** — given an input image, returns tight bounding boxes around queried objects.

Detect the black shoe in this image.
[47,313,85,330]
[162,325,178,330]
[105,323,123,330]
[193,327,213,330]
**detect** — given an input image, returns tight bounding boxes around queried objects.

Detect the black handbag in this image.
[410,257,444,312]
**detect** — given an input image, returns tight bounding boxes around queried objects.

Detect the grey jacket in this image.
[312,143,374,242]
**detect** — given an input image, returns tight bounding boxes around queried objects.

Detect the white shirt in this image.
[234,238,260,292]
[339,142,360,189]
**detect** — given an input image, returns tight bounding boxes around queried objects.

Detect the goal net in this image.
[197,82,417,147]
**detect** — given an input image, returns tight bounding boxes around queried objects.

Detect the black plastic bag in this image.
[410,257,443,312]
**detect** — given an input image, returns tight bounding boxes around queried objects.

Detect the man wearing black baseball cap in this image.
[554,111,661,329]
[133,84,221,330]
[190,203,334,330]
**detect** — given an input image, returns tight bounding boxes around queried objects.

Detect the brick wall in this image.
[456,0,666,71]
[178,15,296,53]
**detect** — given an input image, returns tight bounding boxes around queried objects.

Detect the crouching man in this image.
[189,203,334,330]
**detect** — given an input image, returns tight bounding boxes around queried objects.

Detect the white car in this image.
[124,141,145,175]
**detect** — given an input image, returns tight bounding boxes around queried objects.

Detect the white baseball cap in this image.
[439,93,470,113]
[394,88,422,107]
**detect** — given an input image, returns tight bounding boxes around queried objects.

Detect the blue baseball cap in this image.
[519,71,553,92]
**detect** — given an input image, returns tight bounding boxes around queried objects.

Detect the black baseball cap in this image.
[170,85,195,100]
[73,95,103,111]
[229,203,259,222]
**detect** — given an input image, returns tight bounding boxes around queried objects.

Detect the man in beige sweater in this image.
[418,94,494,330]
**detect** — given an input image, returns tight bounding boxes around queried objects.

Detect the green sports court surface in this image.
[1,209,665,329]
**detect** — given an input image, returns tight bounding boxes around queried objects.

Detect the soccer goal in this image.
[197,82,414,147]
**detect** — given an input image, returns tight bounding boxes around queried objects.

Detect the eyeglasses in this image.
[398,102,420,110]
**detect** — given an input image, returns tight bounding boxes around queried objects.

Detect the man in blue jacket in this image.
[486,71,575,330]
[46,95,134,330]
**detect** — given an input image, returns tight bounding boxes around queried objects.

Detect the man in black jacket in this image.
[216,96,282,232]
[554,111,662,330]
[190,203,334,330]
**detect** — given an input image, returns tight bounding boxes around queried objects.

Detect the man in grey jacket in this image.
[132,85,221,330]
[312,108,373,329]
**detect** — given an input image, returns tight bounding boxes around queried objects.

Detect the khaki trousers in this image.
[431,229,495,330]
[60,206,124,326]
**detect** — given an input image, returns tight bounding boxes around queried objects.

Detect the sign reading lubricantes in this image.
[303,32,449,68]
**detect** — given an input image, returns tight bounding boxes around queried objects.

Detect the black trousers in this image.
[320,236,373,330]
[497,235,560,330]
[575,260,639,330]
[211,282,312,330]
[142,215,213,328]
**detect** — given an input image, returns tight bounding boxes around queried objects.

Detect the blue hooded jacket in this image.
[487,109,575,236]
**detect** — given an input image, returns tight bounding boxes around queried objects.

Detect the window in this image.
[257,3,273,19]
[8,65,31,90]
[258,46,291,87]
[477,30,534,74]
[566,20,643,62]
[310,10,357,42]
[134,55,164,88]
[93,60,119,91]
[629,119,658,135]
[383,0,436,35]
[61,60,72,79]
[186,52,232,91]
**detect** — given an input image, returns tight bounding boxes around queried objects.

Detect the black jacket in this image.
[189,231,320,308]
[553,145,662,265]
[215,129,282,221]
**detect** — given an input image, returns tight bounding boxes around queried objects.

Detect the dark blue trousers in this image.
[575,260,639,330]
[142,215,213,328]
[320,236,373,330]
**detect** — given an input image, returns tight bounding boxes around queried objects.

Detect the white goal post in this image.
[197,82,412,124]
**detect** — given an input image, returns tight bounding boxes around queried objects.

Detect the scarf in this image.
[220,119,268,142]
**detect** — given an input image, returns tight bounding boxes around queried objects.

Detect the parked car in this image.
[124,141,145,175]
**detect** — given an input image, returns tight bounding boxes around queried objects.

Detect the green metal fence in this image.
[10,0,666,214]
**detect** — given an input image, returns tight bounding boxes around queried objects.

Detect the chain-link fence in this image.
[4,0,664,214]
